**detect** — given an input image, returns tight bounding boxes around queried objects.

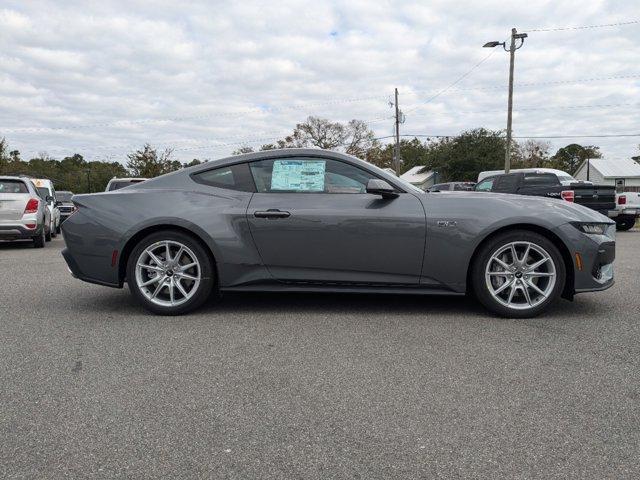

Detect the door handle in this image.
[254,209,291,219]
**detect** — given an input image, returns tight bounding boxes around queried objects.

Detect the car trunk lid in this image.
[0,193,30,221]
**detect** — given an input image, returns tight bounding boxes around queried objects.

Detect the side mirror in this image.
[366,179,398,198]
[45,195,54,204]
[54,201,62,207]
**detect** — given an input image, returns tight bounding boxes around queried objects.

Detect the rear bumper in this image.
[61,247,121,288]
[0,223,42,240]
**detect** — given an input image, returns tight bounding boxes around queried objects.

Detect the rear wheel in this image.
[471,230,566,318]
[33,228,45,248]
[126,231,215,315]
[615,215,635,231]
[56,221,61,234]
[45,222,52,241]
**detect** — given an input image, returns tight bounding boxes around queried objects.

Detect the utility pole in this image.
[484,28,528,174]
[504,28,517,174]
[394,88,401,175]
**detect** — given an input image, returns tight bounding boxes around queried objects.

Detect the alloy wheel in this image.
[134,240,201,307]
[485,241,557,310]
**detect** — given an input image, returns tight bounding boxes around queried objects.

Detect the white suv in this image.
[0,176,51,247]
[33,178,61,236]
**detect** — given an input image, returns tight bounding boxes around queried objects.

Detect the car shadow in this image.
[80,287,610,325]
[0,240,37,249]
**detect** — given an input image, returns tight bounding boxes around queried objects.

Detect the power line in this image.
[527,19,640,32]
[402,48,500,114]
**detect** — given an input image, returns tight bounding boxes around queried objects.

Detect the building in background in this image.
[399,166,436,190]
[574,157,640,192]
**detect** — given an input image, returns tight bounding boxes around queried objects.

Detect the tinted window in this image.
[523,173,559,186]
[249,158,378,194]
[430,183,449,191]
[37,187,50,198]
[0,180,29,194]
[192,163,255,192]
[493,174,519,192]
[453,183,475,191]
[108,179,146,191]
[475,178,494,192]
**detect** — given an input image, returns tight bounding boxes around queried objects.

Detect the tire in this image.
[56,222,61,234]
[615,216,635,231]
[45,222,52,242]
[33,228,45,248]
[126,230,215,315]
[51,220,57,237]
[471,230,566,318]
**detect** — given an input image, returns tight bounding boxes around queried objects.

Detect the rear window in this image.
[107,180,145,191]
[191,163,255,192]
[0,180,29,194]
[523,173,559,186]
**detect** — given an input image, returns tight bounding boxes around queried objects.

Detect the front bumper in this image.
[555,223,615,294]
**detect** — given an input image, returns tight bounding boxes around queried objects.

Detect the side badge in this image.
[437,220,457,227]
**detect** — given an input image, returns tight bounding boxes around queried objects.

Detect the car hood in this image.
[427,191,614,224]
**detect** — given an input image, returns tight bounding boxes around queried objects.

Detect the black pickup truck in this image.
[475,171,616,215]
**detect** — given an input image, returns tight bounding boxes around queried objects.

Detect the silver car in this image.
[0,176,51,248]
[61,149,615,318]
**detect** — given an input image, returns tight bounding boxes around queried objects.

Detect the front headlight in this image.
[572,222,609,235]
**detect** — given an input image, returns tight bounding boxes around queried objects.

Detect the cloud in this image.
[0,0,638,164]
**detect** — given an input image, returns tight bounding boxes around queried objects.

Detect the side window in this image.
[475,178,494,192]
[191,163,255,192]
[249,158,379,194]
[453,183,474,191]
[493,174,519,192]
[430,183,448,191]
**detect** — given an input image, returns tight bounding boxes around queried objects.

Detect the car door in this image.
[246,156,426,285]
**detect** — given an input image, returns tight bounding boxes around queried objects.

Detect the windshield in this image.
[57,191,73,201]
[0,180,29,194]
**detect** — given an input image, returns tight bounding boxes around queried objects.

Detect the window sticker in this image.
[271,160,326,192]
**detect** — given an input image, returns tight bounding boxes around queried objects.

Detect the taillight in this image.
[561,190,574,202]
[24,198,39,214]
[618,195,626,205]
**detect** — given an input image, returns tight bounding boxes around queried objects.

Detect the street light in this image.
[484,28,528,173]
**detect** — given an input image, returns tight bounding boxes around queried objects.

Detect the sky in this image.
[0,0,638,165]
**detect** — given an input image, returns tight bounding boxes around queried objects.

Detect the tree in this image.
[231,146,255,155]
[422,128,508,182]
[183,159,204,168]
[513,140,550,168]
[0,137,8,173]
[126,144,178,178]
[550,144,601,174]
[233,116,378,159]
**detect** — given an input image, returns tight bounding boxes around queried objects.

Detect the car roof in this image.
[477,168,571,182]
[139,148,409,192]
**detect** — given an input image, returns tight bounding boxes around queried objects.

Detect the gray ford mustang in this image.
[61,148,615,318]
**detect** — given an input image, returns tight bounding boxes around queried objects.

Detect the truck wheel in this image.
[471,230,566,318]
[33,228,45,248]
[615,216,635,231]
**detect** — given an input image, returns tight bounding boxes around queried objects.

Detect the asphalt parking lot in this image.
[1,233,639,479]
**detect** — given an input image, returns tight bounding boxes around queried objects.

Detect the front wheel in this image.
[471,230,566,318]
[126,231,215,315]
